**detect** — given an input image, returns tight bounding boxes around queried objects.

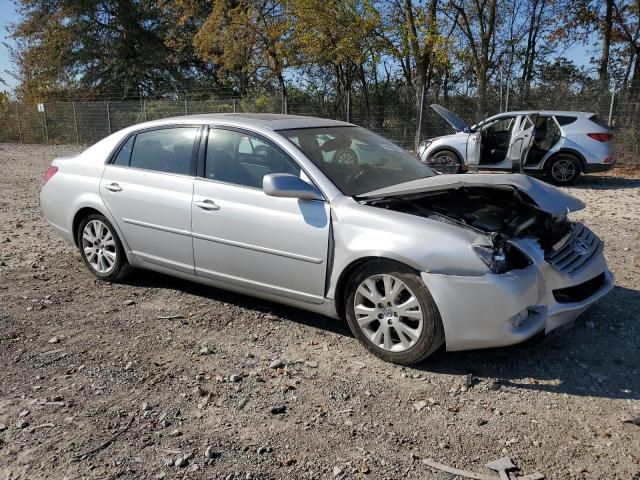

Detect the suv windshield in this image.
[279,126,435,196]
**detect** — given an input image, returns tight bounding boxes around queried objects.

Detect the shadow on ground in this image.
[572,174,640,190]
[122,270,640,401]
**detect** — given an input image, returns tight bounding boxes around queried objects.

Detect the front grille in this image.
[545,223,603,275]
[553,273,606,303]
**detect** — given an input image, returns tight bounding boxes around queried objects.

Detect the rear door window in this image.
[129,127,198,175]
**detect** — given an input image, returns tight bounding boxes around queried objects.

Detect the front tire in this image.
[426,149,463,174]
[545,154,581,185]
[345,260,445,365]
[77,213,131,281]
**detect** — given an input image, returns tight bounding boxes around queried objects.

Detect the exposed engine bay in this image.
[363,186,574,273]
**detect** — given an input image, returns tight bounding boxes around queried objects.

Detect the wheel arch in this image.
[542,148,586,172]
[427,146,465,166]
[333,256,420,321]
[70,200,129,255]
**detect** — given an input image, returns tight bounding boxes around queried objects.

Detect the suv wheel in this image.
[345,260,444,364]
[77,213,132,281]
[427,149,462,174]
[545,154,581,185]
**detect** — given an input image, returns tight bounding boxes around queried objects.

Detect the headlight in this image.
[473,244,508,273]
[418,140,432,156]
[473,234,531,274]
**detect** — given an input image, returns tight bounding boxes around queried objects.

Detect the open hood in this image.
[431,104,470,132]
[357,174,585,216]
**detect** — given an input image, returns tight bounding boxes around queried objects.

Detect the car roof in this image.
[492,110,594,117]
[141,113,354,131]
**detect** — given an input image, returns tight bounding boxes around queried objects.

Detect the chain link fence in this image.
[1,86,637,164]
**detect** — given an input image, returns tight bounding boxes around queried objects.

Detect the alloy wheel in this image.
[551,158,576,182]
[353,274,424,352]
[82,220,117,274]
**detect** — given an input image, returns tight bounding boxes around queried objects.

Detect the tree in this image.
[289,0,380,119]
[11,0,214,100]
[448,0,498,114]
[378,0,450,148]
[194,0,294,101]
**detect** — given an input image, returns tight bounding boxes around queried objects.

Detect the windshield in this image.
[279,126,435,196]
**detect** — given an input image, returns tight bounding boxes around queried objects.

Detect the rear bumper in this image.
[421,248,614,351]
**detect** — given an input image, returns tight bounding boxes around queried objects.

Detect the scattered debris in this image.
[72,416,134,460]
[425,457,545,480]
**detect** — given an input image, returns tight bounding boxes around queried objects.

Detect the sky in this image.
[0,0,19,91]
[0,0,594,95]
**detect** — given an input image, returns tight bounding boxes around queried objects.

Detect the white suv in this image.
[419,105,615,185]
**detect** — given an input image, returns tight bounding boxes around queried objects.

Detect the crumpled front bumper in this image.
[421,242,614,351]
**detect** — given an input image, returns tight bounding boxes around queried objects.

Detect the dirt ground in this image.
[0,143,639,480]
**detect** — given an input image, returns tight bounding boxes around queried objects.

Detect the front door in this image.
[191,127,330,303]
[466,131,481,169]
[100,126,200,274]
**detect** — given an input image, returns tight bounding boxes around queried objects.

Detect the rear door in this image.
[191,127,330,303]
[100,126,200,274]
[507,114,537,171]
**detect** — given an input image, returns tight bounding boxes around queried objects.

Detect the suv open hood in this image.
[431,104,470,132]
[357,174,585,215]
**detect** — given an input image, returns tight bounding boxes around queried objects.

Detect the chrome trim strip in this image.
[122,217,191,237]
[192,232,324,264]
[122,217,323,264]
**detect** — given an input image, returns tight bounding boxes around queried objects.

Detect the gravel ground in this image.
[0,143,639,480]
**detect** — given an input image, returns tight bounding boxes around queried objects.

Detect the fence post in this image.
[143,99,147,122]
[42,105,49,144]
[184,98,189,115]
[608,82,616,126]
[106,101,112,134]
[15,104,23,143]
[346,89,351,123]
[416,81,426,151]
[72,101,79,143]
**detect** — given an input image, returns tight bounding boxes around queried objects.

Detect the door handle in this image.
[105,183,122,192]
[194,199,220,211]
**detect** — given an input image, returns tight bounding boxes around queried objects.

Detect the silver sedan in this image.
[40,114,614,364]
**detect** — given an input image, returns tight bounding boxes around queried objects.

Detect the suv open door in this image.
[507,113,539,173]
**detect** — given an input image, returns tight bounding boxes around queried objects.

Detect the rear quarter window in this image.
[588,114,611,129]
[555,115,577,126]
[112,135,135,166]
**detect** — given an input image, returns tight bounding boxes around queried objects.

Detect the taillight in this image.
[42,166,58,185]
[587,133,613,142]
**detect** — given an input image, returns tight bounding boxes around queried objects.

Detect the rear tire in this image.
[426,149,463,174]
[345,260,445,365]
[545,154,581,185]
[77,213,132,282]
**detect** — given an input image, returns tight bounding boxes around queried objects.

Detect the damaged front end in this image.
[360,185,575,274]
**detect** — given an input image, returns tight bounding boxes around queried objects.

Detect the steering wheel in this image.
[332,148,358,167]
[343,163,373,190]
[254,145,270,157]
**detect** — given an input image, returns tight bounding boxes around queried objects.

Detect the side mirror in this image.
[263,173,324,201]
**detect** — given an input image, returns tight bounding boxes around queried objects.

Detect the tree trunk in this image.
[599,0,613,83]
